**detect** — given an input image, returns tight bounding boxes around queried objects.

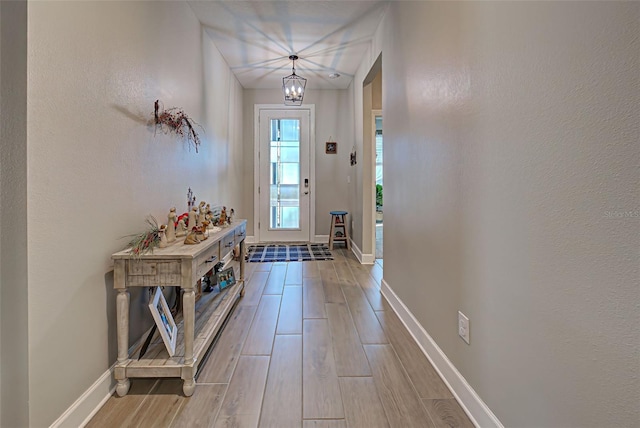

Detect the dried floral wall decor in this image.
[154,100,202,153]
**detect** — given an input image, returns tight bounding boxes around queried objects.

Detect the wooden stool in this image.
[329,211,351,251]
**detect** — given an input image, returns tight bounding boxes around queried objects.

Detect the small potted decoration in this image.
[124,216,162,257]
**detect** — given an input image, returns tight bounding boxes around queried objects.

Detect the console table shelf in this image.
[111,220,247,396]
[126,276,241,377]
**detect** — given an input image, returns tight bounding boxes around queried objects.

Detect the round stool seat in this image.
[330,210,348,215]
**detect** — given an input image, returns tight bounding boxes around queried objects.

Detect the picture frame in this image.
[216,266,236,291]
[149,287,177,357]
[325,141,337,154]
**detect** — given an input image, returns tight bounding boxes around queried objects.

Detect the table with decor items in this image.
[111,220,246,396]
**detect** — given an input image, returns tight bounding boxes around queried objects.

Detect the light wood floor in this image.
[88,249,473,428]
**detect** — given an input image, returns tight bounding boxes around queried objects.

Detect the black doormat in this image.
[246,243,333,262]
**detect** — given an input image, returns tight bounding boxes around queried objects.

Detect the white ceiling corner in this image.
[188,1,388,90]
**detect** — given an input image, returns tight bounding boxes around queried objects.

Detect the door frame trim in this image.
[371,109,382,259]
[254,104,316,243]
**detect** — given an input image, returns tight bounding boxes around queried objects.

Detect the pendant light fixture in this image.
[282,55,307,106]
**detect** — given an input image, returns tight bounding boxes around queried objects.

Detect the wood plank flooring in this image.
[259,335,302,428]
[277,286,302,335]
[88,250,473,428]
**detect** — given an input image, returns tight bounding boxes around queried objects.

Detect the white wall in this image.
[379,2,639,427]
[0,4,2,421]
[349,17,385,257]
[27,2,243,425]
[0,1,29,426]
[242,89,353,238]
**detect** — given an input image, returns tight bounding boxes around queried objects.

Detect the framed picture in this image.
[325,141,337,154]
[216,266,236,290]
[149,287,177,357]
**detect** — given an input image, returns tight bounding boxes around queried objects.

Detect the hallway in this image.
[87,250,472,427]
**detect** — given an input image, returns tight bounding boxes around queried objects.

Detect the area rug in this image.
[246,243,333,262]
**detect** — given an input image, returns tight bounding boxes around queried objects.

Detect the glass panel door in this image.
[258,108,311,242]
[270,118,301,229]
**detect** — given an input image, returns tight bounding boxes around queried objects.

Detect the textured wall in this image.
[371,71,382,110]
[0,2,29,426]
[382,2,639,426]
[242,89,352,238]
[349,18,385,257]
[361,77,374,254]
[27,2,243,425]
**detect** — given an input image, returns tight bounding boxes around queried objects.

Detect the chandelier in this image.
[282,55,307,106]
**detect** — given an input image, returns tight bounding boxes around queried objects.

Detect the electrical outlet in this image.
[347,175,351,183]
[458,311,470,344]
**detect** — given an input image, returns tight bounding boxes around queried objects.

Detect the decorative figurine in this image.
[219,206,227,226]
[187,188,196,212]
[204,204,212,228]
[184,228,200,245]
[188,207,198,230]
[229,208,235,223]
[166,208,177,243]
[198,201,207,226]
[176,219,188,237]
[195,224,208,241]
[158,225,168,248]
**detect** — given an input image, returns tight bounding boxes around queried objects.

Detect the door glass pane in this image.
[281,207,300,228]
[375,116,383,186]
[280,146,299,163]
[281,164,300,184]
[269,118,300,229]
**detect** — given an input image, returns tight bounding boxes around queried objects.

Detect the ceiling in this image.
[188,1,388,90]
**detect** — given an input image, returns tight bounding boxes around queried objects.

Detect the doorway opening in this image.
[361,54,382,265]
[374,111,383,260]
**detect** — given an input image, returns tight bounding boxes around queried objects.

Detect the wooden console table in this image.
[111,220,247,396]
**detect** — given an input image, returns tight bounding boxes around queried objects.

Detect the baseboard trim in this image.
[314,235,329,244]
[350,239,375,264]
[50,365,116,428]
[246,236,327,244]
[380,279,503,428]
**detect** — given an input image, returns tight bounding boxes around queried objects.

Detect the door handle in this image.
[304,178,309,195]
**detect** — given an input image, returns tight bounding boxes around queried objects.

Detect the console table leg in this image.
[115,288,130,396]
[239,239,246,297]
[239,239,246,281]
[183,288,195,365]
[182,287,196,394]
[116,378,131,397]
[183,379,196,397]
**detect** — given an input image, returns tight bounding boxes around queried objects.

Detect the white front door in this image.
[257,107,313,242]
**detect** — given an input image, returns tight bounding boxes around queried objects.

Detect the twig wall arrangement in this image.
[154,100,202,153]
